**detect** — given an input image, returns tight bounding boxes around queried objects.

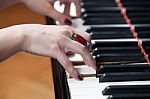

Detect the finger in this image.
[71,28,92,50]
[74,0,81,17]
[47,0,55,5]
[64,1,71,16]
[72,28,91,43]
[64,38,96,70]
[65,46,75,57]
[56,49,83,80]
[59,0,64,5]
[66,51,75,57]
[46,4,72,25]
[59,0,66,4]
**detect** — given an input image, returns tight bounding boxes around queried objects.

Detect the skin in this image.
[0,0,96,80]
[0,24,96,80]
[0,0,81,24]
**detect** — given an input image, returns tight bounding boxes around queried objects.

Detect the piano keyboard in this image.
[67,0,150,99]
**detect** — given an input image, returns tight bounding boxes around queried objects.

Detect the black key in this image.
[93,47,141,55]
[125,7,150,12]
[82,13,123,19]
[135,25,150,32]
[92,41,138,49]
[138,31,150,39]
[97,63,150,74]
[83,7,149,13]
[130,18,150,24]
[91,32,133,39]
[128,13,150,18]
[88,26,132,39]
[143,41,150,47]
[88,26,130,32]
[143,41,150,51]
[89,30,150,39]
[83,7,121,13]
[108,94,150,99]
[82,0,116,4]
[87,25,150,39]
[82,1,117,8]
[93,47,150,54]
[135,25,150,38]
[99,72,150,82]
[84,18,125,25]
[84,16,150,25]
[82,12,150,19]
[127,11,150,16]
[103,85,150,95]
[82,0,114,1]
[121,0,150,3]
[122,0,150,7]
[96,53,145,63]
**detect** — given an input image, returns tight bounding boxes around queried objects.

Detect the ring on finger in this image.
[70,32,88,46]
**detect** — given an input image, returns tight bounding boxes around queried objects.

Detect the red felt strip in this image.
[116,0,150,64]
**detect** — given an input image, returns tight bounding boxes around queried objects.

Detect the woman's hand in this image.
[59,0,81,17]
[0,0,81,25]
[17,24,96,80]
[20,0,81,25]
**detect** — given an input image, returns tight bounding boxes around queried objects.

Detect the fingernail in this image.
[78,75,83,81]
[65,19,72,26]
[66,51,75,57]
[66,51,74,55]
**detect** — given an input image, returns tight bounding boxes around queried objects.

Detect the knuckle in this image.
[61,26,72,36]
[51,44,59,51]
[63,25,72,30]
[62,29,70,35]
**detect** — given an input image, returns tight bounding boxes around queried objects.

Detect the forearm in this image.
[0,25,24,61]
[0,0,21,8]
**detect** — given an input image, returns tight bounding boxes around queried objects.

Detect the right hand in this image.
[19,24,96,80]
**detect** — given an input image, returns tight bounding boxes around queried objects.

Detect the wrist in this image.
[9,25,27,52]
[0,25,26,61]
[16,24,43,52]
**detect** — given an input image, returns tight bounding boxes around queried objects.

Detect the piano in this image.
[50,0,150,99]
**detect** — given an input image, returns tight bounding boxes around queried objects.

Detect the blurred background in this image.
[0,3,55,99]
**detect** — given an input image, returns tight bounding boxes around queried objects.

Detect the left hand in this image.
[20,0,81,25]
[59,0,81,17]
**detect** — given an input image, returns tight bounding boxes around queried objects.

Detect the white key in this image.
[68,77,150,99]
